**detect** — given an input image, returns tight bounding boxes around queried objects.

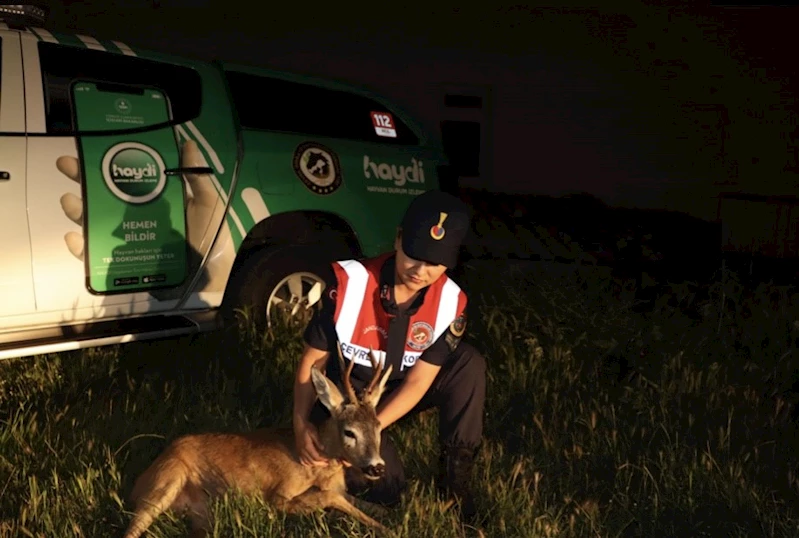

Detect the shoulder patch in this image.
[408,321,435,351]
[449,312,467,337]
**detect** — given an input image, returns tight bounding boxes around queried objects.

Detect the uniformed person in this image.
[292,189,485,522]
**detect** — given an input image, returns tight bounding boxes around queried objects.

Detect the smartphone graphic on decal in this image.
[71,81,188,295]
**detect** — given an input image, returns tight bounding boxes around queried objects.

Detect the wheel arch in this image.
[226,209,363,286]
[219,209,364,325]
[244,209,362,253]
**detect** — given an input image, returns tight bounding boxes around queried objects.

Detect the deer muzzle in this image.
[362,462,386,480]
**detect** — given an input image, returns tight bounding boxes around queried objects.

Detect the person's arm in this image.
[293,343,332,466]
[293,342,334,424]
[293,268,338,466]
[375,360,441,429]
[376,307,468,429]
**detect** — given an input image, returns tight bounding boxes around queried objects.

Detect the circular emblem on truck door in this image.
[292,142,342,195]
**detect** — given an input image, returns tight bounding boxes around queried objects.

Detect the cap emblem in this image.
[430,212,448,240]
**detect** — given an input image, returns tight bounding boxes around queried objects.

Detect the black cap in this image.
[399,189,471,269]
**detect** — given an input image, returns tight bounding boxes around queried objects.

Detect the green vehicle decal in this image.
[72,81,188,293]
[28,27,448,298]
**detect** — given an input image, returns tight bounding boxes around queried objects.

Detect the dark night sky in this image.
[42,2,798,75]
[37,2,797,113]
[33,1,799,211]
[39,1,799,148]
[45,1,520,58]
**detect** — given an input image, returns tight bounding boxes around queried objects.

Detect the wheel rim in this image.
[265,271,326,328]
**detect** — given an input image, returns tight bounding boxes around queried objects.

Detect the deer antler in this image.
[335,341,358,403]
[363,347,385,398]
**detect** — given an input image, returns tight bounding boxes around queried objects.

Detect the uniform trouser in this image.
[309,340,486,505]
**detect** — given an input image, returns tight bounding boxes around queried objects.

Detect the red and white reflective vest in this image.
[331,253,467,373]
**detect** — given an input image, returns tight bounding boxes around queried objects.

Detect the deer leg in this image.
[188,527,210,538]
[277,488,392,535]
[186,505,211,538]
[345,493,390,519]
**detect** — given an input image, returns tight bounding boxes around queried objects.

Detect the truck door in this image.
[20,34,222,322]
[0,30,36,322]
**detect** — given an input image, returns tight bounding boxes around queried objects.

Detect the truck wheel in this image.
[222,245,334,331]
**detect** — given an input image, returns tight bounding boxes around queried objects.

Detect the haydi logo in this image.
[102,142,166,204]
[363,155,425,187]
[112,162,158,182]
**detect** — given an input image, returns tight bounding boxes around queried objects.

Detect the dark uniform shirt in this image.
[303,254,467,393]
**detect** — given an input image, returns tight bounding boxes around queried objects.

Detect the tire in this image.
[221,244,338,331]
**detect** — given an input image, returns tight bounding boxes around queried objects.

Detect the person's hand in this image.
[294,418,329,467]
[56,155,87,260]
[56,139,236,295]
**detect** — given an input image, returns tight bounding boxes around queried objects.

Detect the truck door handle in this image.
[0,171,9,180]
[164,167,213,176]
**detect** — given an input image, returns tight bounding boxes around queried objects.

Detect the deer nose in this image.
[364,463,385,477]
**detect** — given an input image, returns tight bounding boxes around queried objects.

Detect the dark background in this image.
[41,1,798,200]
[32,1,799,279]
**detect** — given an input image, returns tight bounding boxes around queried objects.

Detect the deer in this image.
[122,344,395,538]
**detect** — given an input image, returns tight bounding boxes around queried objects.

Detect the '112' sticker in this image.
[370,111,397,138]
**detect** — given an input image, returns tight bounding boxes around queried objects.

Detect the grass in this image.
[1,260,799,537]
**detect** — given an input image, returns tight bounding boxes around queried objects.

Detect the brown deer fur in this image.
[123,347,394,538]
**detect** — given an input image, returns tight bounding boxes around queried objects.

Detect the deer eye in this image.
[344,429,357,440]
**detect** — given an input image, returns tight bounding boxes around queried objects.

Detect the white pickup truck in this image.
[0,5,449,360]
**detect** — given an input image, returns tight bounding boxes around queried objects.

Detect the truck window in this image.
[37,42,202,135]
[224,70,420,146]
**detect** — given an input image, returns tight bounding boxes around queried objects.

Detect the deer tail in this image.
[123,453,190,538]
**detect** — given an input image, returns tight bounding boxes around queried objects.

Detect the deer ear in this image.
[363,364,393,408]
[311,366,345,412]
